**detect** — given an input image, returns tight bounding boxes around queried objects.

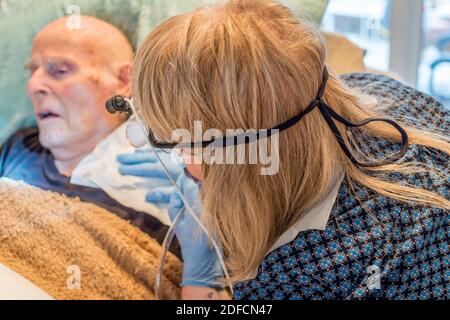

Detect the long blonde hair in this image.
[133,0,450,282]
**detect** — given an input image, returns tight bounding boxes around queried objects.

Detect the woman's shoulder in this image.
[341,75,449,198]
[349,124,449,196]
[234,142,448,300]
[341,72,449,133]
[338,143,449,218]
[233,164,448,300]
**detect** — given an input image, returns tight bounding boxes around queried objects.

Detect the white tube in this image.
[125,98,233,299]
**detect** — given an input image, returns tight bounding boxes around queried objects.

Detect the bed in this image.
[0,178,182,300]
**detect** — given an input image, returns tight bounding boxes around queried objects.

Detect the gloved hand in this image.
[166,173,224,288]
[118,148,183,180]
[117,148,183,207]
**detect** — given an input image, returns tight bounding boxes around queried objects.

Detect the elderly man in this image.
[0,16,179,247]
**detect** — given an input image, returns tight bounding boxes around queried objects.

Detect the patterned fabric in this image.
[233,73,449,300]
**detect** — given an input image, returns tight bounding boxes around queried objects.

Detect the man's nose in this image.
[28,68,50,98]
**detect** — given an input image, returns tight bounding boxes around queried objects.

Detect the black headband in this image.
[288,66,410,167]
[206,66,409,167]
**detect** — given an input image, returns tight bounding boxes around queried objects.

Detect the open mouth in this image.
[38,111,61,120]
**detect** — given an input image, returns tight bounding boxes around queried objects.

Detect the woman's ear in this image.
[117,63,132,97]
[185,164,203,182]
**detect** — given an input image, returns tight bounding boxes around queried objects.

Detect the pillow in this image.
[0,0,329,144]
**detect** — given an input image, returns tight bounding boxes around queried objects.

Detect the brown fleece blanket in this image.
[0,178,182,300]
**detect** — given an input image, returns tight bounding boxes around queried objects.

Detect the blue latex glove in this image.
[117,148,183,207]
[166,173,224,288]
[118,148,182,180]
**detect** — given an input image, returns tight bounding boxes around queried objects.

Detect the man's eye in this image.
[47,64,70,77]
[51,68,68,75]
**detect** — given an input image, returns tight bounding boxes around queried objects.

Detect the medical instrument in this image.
[155,207,183,300]
[106,97,233,299]
[106,95,133,115]
[125,121,148,148]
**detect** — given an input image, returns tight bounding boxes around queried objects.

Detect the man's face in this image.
[27,30,126,153]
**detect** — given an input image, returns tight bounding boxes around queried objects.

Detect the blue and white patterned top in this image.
[233,73,449,300]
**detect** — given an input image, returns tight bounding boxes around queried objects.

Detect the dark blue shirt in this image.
[0,127,181,258]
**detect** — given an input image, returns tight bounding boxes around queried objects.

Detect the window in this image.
[148,0,449,108]
[321,0,392,71]
[417,0,450,108]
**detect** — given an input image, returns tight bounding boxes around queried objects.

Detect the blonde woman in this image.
[119,0,449,299]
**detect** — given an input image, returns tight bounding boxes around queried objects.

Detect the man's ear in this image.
[117,63,132,97]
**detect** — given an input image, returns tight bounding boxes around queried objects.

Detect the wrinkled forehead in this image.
[30,16,133,69]
[31,28,103,66]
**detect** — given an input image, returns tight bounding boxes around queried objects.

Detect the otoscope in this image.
[106,95,133,115]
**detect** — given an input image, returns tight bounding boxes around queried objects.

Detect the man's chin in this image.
[38,129,70,151]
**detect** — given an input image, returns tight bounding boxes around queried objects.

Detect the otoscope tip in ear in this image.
[106,95,133,115]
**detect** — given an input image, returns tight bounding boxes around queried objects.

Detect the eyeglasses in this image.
[106,66,409,167]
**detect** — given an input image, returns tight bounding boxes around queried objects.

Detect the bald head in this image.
[27,16,134,176]
[33,16,133,69]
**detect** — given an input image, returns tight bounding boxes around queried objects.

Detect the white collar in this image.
[268,173,345,253]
